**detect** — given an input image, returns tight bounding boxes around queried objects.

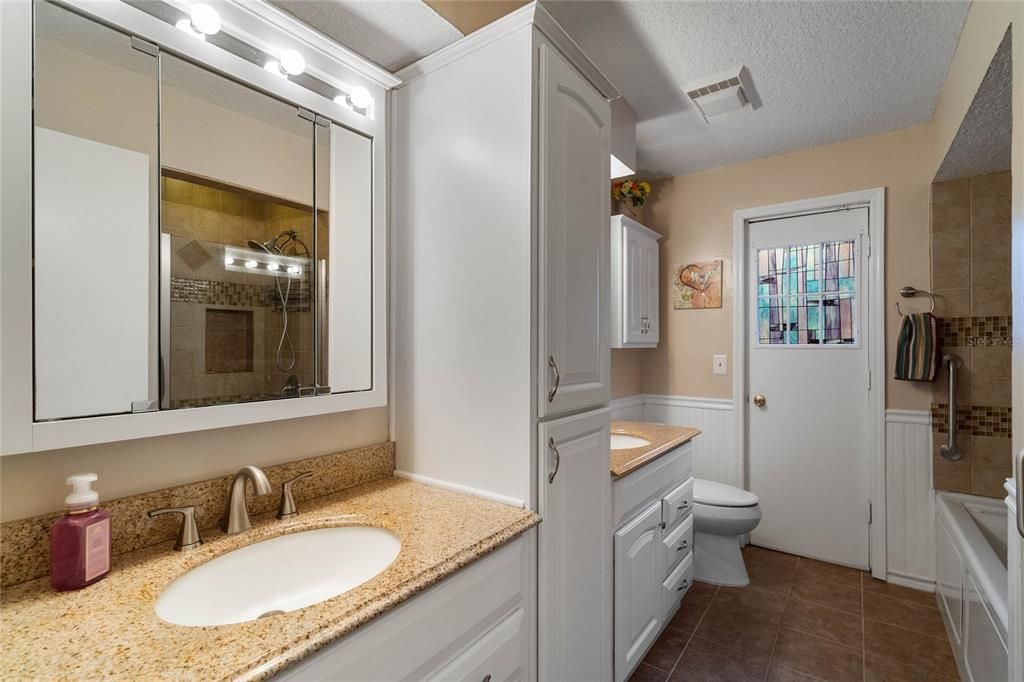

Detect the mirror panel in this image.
[160,55,318,408]
[327,124,374,393]
[33,1,159,420]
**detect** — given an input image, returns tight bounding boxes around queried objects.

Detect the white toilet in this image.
[692,478,762,586]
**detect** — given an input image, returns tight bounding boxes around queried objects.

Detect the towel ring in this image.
[896,286,935,316]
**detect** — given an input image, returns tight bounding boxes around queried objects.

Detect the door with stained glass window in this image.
[747,207,870,570]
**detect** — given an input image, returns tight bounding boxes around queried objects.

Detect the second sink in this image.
[155,526,401,626]
[611,434,652,450]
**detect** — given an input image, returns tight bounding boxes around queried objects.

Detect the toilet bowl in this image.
[692,478,761,587]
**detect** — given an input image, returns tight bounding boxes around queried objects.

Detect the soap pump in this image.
[50,473,111,591]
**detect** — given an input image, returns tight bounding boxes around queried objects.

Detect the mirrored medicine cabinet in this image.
[1,0,390,453]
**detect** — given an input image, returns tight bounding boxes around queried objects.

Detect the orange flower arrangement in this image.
[612,178,652,208]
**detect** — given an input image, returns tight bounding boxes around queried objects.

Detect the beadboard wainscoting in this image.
[884,409,936,590]
[611,396,937,587]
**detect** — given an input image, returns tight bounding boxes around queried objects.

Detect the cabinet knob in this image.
[677,540,688,551]
[677,579,689,592]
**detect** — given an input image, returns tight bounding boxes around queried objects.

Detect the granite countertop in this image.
[611,421,701,478]
[0,477,540,681]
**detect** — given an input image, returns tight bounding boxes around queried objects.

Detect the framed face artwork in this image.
[673,260,723,310]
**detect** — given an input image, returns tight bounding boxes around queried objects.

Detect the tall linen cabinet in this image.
[391,5,616,680]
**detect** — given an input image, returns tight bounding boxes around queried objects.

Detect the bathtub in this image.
[935,492,1008,681]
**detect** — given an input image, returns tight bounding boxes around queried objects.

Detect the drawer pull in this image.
[482,676,492,682]
[676,579,689,592]
[676,540,688,551]
[677,500,689,511]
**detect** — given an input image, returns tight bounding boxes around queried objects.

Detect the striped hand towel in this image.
[894,312,938,381]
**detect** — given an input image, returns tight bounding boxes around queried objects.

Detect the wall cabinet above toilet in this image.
[611,215,661,348]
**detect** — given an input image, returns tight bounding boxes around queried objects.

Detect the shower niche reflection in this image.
[32,0,375,423]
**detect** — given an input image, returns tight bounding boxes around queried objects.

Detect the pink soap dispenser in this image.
[50,473,111,591]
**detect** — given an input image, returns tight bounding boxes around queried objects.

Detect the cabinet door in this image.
[641,233,660,343]
[614,501,664,682]
[538,408,612,682]
[537,42,611,418]
[623,228,646,345]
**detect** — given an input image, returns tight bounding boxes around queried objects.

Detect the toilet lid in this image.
[693,479,759,507]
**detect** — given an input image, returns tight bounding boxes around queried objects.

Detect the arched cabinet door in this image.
[614,501,664,681]
[536,40,611,419]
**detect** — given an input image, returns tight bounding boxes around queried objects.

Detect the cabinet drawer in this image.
[613,442,693,528]
[661,552,694,618]
[660,514,693,577]
[427,607,527,682]
[661,478,693,531]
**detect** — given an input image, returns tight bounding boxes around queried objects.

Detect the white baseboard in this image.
[394,470,526,508]
[885,571,937,593]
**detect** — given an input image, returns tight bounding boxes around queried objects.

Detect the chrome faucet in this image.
[220,465,272,534]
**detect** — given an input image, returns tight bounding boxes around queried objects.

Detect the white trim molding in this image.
[732,188,888,579]
[884,408,935,589]
[396,2,618,101]
[394,470,526,509]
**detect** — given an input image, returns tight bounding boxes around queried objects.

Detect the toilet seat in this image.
[693,478,758,507]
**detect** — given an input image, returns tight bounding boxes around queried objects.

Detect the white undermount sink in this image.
[610,434,651,450]
[155,526,401,626]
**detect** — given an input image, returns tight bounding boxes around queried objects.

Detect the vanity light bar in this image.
[223,246,306,279]
[127,1,374,117]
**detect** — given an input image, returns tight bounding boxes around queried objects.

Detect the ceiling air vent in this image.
[685,66,762,123]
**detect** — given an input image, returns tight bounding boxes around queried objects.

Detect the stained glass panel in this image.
[755,239,856,346]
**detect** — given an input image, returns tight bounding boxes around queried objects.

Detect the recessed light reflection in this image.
[244,260,258,269]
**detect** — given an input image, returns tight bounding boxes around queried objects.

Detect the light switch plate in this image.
[713,354,728,375]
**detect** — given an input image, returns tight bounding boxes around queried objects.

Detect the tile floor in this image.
[631,546,960,682]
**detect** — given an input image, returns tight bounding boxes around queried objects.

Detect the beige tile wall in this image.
[930,170,1013,497]
[161,173,325,405]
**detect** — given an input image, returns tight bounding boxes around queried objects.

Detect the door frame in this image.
[732,188,886,579]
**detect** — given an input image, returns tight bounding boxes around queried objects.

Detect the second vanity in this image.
[0,471,539,681]
[610,421,700,681]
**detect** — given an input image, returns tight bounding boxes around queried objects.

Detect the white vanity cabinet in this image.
[275,533,534,682]
[612,442,694,682]
[1008,476,1022,682]
[611,215,661,348]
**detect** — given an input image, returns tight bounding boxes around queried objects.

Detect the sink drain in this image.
[257,610,285,619]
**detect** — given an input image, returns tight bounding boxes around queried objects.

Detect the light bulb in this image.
[287,265,301,275]
[264,60,286,77]
[176,18,205,40]
[267,262,280,271]
[333,94,352,109]
[244,260,258,269]
[348,86,372,110]
[279,49,305,76]
[189,3,221,35]
[224,256,234,266]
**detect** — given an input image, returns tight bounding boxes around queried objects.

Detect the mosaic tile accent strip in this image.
[170,394,275,409]
[931,403,1012,438]
[170,276,271,307]
[936,316,1012,348]
[0,442,395,587]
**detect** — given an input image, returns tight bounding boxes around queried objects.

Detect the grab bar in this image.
[1016,448,1023,539]
[939,354,963,461]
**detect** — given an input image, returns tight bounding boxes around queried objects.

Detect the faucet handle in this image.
[277,472,313,520]
[148,505,203,551]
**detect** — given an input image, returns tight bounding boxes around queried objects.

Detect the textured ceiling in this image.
[268,0,461,71]
[934,28,1012,182]
[544,1,971,177]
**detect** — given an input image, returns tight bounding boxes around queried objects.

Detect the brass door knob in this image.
[753,394,767,408]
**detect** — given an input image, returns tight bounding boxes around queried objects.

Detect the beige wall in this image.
[0,408,388,521]
[614,124,936,410]
[423,0,528,35]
